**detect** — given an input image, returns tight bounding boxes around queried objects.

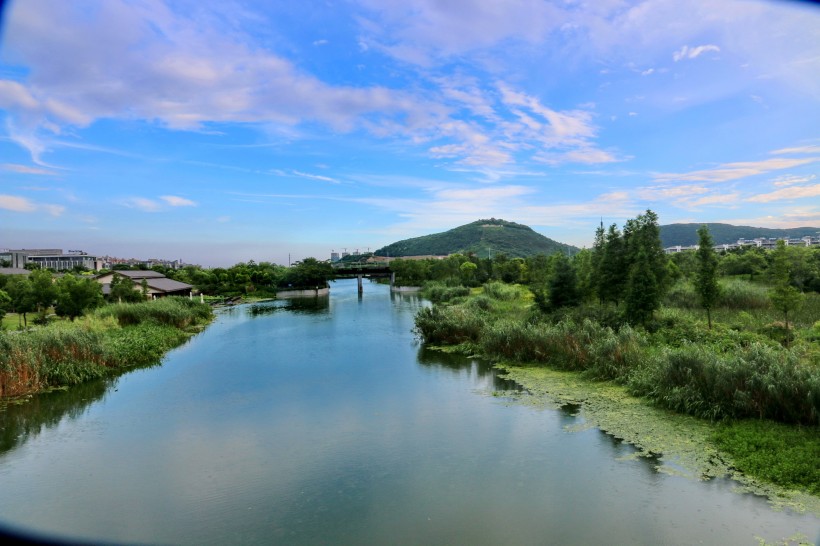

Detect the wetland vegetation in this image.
[412,212,820,499]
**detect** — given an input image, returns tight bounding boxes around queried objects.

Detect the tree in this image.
[597,224,627,305]
[29,269,57,322]
[109,274,143,303]
[459,261,477,286]
[0,289,11,325]
[55,274,104,320]
[694,225,721,329]
[547,253,580,310]
[279,258,334,289]
[625,248,660,326]
[769,240,803,343]
[5,275,35,327]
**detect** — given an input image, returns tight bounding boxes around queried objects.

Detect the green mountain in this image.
[374,219,576,258]
[660,223,820,247]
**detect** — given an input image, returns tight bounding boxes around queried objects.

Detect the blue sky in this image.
[1,0,819,267]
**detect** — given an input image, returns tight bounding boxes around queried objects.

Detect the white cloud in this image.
[673,44,720,62]
[747,184,820,203]
[121,197,163,212]
[291,171,340,184]
[0,194,37,212]
[654,157,819,183]
[160,195,197,207]
[772,174,816,187]
[0,193,64,216]
[771,145,820,155]
[1,163,58,175]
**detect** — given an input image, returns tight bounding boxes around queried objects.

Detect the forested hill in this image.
[374,219,576,258]
[660,223,820,247]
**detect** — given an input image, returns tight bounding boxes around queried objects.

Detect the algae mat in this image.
[496,363,820,517]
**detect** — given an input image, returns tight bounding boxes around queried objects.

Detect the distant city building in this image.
[0,249,102,271]
[664,235,820,254]
[330,252,340,262]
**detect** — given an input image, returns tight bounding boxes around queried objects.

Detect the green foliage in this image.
[109,274,144,303]
[279,257,333,290]
[96,297,212,328]
[718,279,770,309]
[0,289,10,318]
[597,223,627,304]
[769,240,804,337]
[375,218,575,258]
[625,248,660,325]
[420,282,470,303]
[713,420,820,495]
[482,281,521,301]
[54,274,104,320]
[413,305,485,345]
[0,298,212,398]
[695,225,721,328]
[546,253,580,310]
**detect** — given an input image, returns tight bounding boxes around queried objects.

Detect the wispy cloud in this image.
[654,157,819,183]
[121,197,164,212]
[771,145,820,155]
[0,193,64,216]
[160,195,197,207]
[1,163,58,175]
[291,171,340,184]
[673,44,720,62]
[747,184,820,203]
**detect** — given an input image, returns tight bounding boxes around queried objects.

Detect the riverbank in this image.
[415,282,820,503]
[0,297,213,400]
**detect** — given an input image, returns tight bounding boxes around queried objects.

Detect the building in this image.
[95,270,193,299]
[1,249,102,271]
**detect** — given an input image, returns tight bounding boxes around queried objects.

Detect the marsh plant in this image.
[0,297,212,398]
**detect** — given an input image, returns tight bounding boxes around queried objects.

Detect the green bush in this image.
[718,278,770,309]
[420,282,471,304]
[414,305,485,345]
[482,282,520,301]
[95,297,212,328]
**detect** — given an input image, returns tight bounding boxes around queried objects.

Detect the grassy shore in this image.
[415,281,820,499]
[0,297,213,399]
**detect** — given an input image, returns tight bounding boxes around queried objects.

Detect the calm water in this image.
[0,279,817,545]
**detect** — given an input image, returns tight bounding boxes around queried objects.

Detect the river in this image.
[0,279,817,545]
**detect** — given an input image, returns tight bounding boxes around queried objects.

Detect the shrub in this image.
[420,282,471,304]
[482,282,520,301]
[414,305,485,345]
[717,278,770,309]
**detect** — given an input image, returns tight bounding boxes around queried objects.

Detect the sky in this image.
[1,0,819,267]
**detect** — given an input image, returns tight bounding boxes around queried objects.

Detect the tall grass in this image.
[415,292,820,425]
[0,298,212,398]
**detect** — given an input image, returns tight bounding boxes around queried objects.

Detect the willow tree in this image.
[694,225,720,329]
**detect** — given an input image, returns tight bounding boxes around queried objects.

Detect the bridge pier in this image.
[390,272,395,288]
[357,274,363,294]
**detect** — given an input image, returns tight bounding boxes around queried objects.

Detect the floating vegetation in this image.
[495,363,820,516]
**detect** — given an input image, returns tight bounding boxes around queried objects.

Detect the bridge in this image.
[332,262,394,294]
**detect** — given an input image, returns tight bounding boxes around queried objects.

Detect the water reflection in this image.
[416,346,522,392]
[246,296,330,317]
[0,378,113,455]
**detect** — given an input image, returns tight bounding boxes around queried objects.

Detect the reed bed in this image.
[414,292,820,425]
[0,298,212,398]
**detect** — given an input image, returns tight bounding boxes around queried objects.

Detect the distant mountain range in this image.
[372,220,820,259]
[374,219,576,259]
[659,223,820,247]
